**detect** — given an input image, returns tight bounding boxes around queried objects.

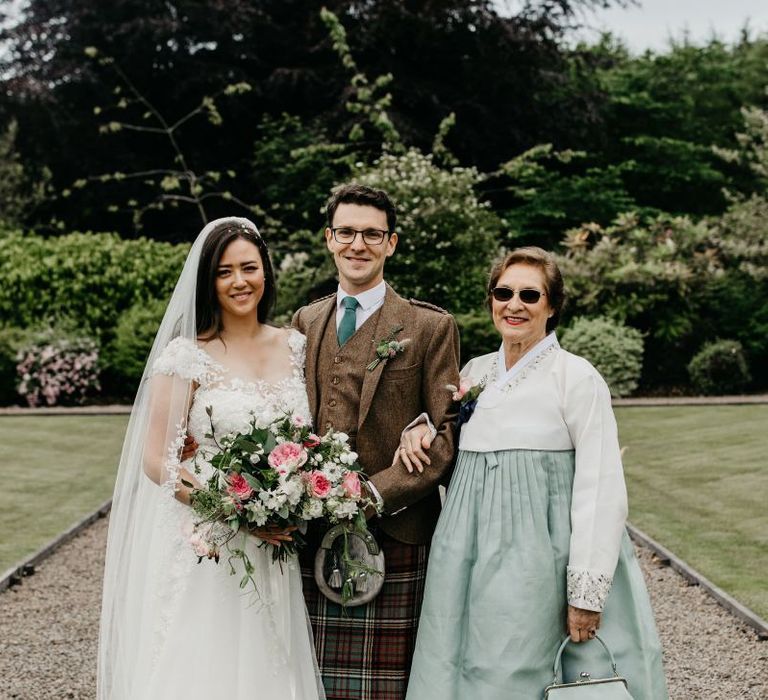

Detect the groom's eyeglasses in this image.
[331,227,390,245]
[490,287,546,304]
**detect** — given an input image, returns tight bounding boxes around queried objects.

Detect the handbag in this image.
[543,635,635,699]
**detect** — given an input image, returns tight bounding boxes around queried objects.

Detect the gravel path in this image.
[1,518,766,699]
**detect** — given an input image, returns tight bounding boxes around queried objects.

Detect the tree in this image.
[75,47,258,231]
[584,35,768,215]
[0,119,50,229]
[492,143,638,247]
[1,0,628,235]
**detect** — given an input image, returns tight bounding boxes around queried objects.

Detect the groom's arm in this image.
[369,312,460,514]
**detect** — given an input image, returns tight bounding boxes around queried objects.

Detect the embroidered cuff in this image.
[566,566,613,612]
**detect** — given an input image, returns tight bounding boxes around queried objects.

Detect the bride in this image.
[97,217,325,699]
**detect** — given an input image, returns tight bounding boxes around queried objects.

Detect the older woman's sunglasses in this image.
[490,287,545,304]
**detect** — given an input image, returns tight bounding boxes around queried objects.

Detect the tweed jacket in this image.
[292,284,460,545]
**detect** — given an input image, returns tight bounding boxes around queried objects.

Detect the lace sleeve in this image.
[287,329,307,372]
[151,337,214,385]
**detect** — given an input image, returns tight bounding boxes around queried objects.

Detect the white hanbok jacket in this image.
[458,334,628,612]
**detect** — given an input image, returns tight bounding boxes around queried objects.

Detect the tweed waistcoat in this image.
[314,307,382,451]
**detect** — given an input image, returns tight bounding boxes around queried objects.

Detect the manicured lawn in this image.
[1,408,766,622]
[0,415,128,573]
[616,405,768,621]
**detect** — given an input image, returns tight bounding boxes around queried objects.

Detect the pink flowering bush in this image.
[16,335,100,407]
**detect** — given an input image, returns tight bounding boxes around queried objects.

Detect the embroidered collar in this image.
[494,332,560,388]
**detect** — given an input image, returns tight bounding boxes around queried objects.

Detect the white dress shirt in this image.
[335,281,386,331]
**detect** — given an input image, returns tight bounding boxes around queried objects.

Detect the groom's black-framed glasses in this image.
[331,227,390,245]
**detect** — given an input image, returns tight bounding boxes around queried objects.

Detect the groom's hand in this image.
[180,433,198,462]
[393,424,433,474]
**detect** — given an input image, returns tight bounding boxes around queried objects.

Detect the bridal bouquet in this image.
[184,406,380,591]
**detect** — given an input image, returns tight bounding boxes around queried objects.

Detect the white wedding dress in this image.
[129,329,323,699]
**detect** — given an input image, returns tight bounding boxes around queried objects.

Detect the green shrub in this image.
[0,231,187,343]
[455,310,498,365]
[106,297,169,391]
[687,340,751,395]
[0,326,32,405]
[560,316,644,398]
[355,148,502,313]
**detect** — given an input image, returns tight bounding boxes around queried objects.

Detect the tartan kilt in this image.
[300,527,429,700]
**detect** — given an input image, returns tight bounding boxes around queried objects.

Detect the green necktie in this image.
[337,296,359,347]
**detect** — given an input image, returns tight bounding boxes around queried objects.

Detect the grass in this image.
[1,407,766,622]
[0,415,128,573]
[616,405,768,621]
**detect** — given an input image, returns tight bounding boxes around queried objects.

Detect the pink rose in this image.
[307,470,332,498]
[341,471,362,499]
[303,434,321,448]
[268,441,309,475]
[227,473,253,500]
[190,532,218,559]
[292,415,307,428]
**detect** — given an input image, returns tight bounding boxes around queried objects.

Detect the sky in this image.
[572,0,768,53]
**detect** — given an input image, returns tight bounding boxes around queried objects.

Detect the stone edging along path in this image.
[0,499,112,594]
[1,393,767,416]
[3,497,768,641]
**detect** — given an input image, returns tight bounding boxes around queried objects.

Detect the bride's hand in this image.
[180,433,198,462]
[250,524,298,547]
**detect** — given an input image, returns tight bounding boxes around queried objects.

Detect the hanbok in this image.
[406,334,668,700]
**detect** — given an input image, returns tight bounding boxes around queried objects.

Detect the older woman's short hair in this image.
[487,247,566,332]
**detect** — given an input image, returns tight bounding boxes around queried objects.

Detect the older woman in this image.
[404,247,667,699]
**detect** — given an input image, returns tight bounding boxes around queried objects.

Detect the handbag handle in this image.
[551,635,619,683]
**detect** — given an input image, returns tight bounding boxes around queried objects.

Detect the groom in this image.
[293,183,460,699]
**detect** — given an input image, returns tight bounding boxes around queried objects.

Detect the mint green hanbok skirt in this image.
[406,450,668,700]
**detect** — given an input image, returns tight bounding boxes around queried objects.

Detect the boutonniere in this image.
[446,378,485,428]
[367,325,411,371]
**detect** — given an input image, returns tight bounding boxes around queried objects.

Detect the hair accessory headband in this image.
[225,223,261,238]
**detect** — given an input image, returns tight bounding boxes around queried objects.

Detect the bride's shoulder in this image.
[284,326,306,352]
[268,326,306,366]
[151,336,218,382]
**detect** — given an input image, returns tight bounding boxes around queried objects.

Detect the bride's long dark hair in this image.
[195,221,277,338]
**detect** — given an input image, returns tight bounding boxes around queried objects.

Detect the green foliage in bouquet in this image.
[687,340,752,396]
[560,316,644,398]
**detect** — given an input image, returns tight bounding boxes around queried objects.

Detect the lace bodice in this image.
[152,330,311,459]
